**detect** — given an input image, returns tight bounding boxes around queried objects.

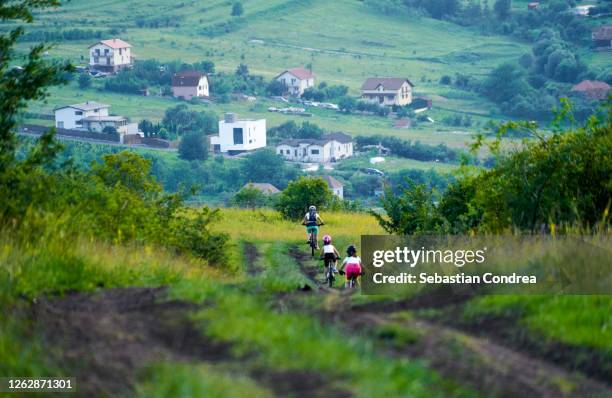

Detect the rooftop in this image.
[172,71,207,87]
[81,115,127,122]
[55,101,110,111]
[592,25,612,40]
[89,38,132,49]
[278,132,353,147]
[277,67,315,80]
[243,183,280,194]
[361,77,414,91]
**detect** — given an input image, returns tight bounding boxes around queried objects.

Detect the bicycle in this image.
[339,270,363,289]
[307,223,323,257]
[321,256,337,288]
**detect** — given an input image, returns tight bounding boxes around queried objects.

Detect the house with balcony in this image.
[276,132,353,163]
[89,38,133,73]
[275,68,315,97]
[360,77,414,106]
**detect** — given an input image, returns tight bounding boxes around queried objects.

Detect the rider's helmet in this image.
[309,205,316,211]
[347,245,357,256]
[323,235,332,244]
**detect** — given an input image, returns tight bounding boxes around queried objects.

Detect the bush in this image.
[179,132,208,161]
[77,73,91,89]
[275,177,333,220]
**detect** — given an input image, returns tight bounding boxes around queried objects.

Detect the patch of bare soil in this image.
[244,242,264,276]
[435,310,612,385]
[33,286,353,398]
[289,245,327,292]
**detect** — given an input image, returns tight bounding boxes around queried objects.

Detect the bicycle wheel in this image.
[328,270,334,288]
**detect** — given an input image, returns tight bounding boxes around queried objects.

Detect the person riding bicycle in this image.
[319,235,340,281]
[339,245,362,287]
[301,205,324,249]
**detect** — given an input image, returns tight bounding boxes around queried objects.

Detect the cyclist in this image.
[301,205,324,249]
[339,245,362,288]
[319,235,340,282]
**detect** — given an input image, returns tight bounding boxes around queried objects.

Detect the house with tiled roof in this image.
[275,68,315,97]
[54,101,138,141]
[242,183,281,195]
[361,77,414,106]
[592,25,612,49]
[571,80,610,100]
[88,38,133,73]
[322,175,344,199]
[172,71,209,100]
[276,132,353,163]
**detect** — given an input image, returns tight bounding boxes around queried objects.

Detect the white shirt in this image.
[343,256,361,266]
[323,244,336,254]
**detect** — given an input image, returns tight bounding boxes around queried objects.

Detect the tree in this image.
[481,62,531,104]
[275,177,333,219]
[240,148,288,187]
[232,184,269,209]
[338,96,357,113]
[0,0,72,171]
[235,63,249,77]
[231,2,243,16]
[179,131,208,161]
[78,73,91,89]
[267,79,286,96]
[494,0,511,20]
[162,104,217,137]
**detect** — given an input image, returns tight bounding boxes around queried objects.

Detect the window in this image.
[311,149,319,155]
[286,150,290,155]
[95,49,100,55]
[104,49,109,55]
[57,121,64,128]
[232,128,243,145]
[75,111,83,116]
[119,49,122,55]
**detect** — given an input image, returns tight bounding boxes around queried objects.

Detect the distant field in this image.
[336,154,458,173]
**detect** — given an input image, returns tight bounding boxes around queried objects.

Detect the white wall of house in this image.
[54,106,109,129]
[172,76,209,100]
[331,186,343,199]
[361,81,412,106]
[277,140,353,163]
[89,44,131,71]
[276,71,314,96]
[211,119,266,153]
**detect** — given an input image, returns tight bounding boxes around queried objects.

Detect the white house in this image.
[210,113,266,154]
[89,38,132,73]
[172,71,209,100]
[275,68,315,97]
[54,101,138,140]
[276,132,353,163]
[361,77,414,106]
[322,175,344,199]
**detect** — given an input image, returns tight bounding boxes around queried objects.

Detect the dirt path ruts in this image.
[33,287,352,398]
[287,246,612,398]
[244,241,264,276]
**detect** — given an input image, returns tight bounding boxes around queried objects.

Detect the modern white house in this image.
[276,132,353,163]
[361,77,414,106]
[322,175,344,199]
[210,113,266,154]
[89,38,133,73]
[172,71,209,100]
[54,101,138,141]
[275,68,315,97]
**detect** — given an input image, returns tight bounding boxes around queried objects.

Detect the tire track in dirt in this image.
[287,246,612,398]
[244,241,264,276]
[33,286,352,398]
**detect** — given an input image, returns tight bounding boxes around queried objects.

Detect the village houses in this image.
[275,68,315,97]
[360,77,414,106]
[210,113,266,155]
[89,39,132,73]
[172,71,209,100]
[276,132,353,163]
[54,101,139,141]
[242,183,280,195]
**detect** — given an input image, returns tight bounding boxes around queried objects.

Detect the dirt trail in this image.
[244,241,264,276]
[287,246,612,398]
[33,287,351,398]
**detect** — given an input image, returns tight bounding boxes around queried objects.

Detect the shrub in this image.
[275,177,333,220]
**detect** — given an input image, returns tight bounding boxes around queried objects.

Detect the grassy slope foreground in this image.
[2,208,611,397]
